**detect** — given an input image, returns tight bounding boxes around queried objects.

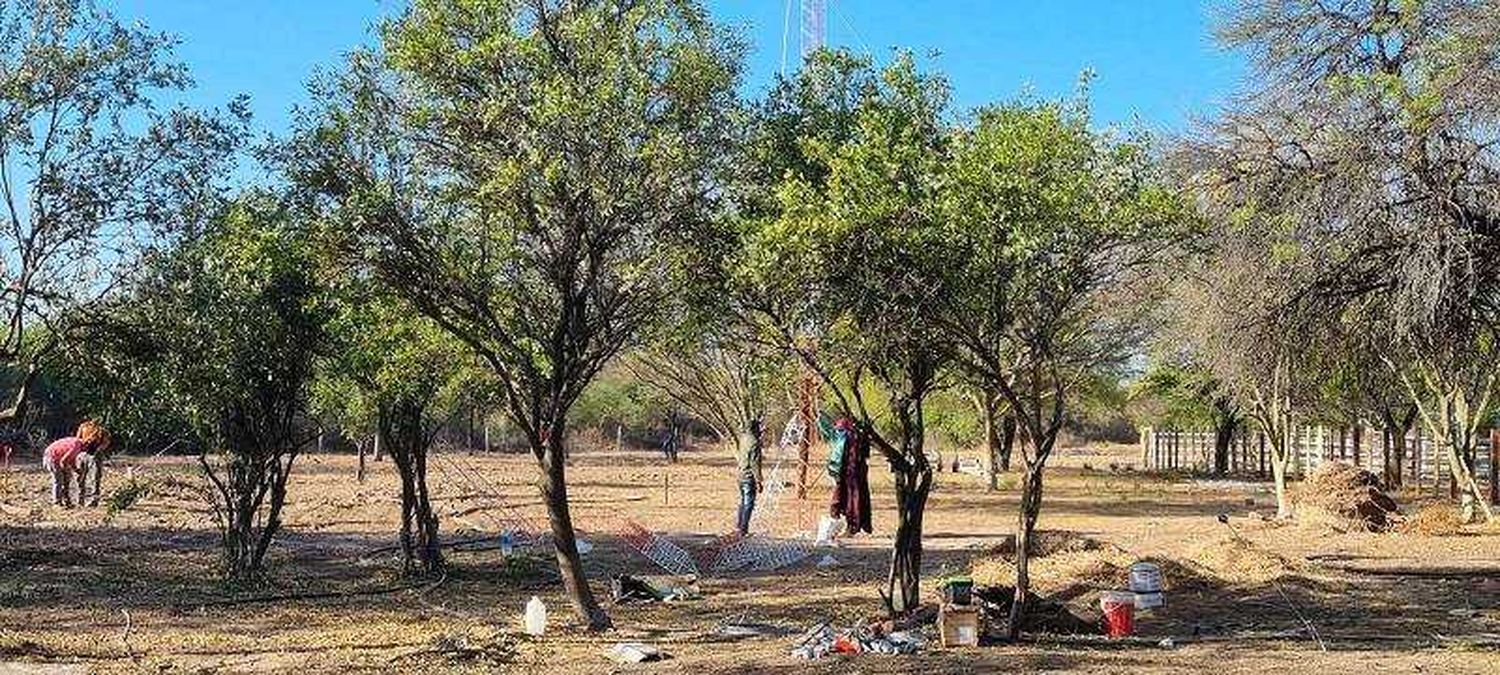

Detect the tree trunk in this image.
[1007,464,1044,640]
[383,401,443,575]
[538,423,611,630]
[999,415,1016,473]
[982,395,999,491]
[886,466,932,615]
[1257,415,1292,518]
[1212,417,1236,476]
[357,438,368,484]
[1386,420,1409,489]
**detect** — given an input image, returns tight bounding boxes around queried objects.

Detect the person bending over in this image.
[42,421,112,508]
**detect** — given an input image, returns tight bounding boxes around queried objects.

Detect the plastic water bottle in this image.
[499,532,514,557]
[524,596,547,636]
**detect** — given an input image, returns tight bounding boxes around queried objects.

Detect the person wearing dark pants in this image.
[735,418,764,536]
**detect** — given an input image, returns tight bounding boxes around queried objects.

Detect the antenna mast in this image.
[800,0,826,59]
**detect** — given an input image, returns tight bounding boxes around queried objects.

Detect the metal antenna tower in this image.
[800,0,826,59]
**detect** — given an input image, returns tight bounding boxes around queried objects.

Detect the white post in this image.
[484,424,492,453]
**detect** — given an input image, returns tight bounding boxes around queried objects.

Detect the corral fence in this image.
[1139,425,1499,505]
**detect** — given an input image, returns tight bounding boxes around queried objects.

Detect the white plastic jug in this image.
[524,596,547,636]
[815,515,845,545]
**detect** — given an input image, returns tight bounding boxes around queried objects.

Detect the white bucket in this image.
[1128,562,1163,594]
[1134,591,1164,609]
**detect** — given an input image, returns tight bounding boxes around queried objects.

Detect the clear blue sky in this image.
[106,1,1244,137]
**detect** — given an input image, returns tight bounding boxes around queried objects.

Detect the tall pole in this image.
[796,367,817,499]
[801,0,826,59]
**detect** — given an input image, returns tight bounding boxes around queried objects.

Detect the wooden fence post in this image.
[1258,431,1266,479]
[1489,428,1498,506]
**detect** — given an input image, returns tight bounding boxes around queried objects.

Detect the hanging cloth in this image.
[828,421,872,534]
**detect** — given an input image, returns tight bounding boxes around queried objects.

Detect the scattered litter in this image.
[790,621,923,659]
[791,622,834,660]
[605,642,665,664]
[610,573,699,604]
[576,538,594,555]
[1157,637,1176,649]
[938,603,980,647]
[815,515,845,545]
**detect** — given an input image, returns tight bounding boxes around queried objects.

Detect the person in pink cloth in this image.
[42,421,112,508]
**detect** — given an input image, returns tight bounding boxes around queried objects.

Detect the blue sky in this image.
[105,1,1244,137]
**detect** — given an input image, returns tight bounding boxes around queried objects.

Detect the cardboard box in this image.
[938,603,981,648]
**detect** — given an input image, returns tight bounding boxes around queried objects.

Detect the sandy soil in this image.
[1,441,1497,674]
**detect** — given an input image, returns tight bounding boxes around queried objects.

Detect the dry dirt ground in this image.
[1,442,1498,674]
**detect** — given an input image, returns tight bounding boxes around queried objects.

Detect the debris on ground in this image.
[790,621,925,659]
[1296,462,1400,532]
[938,603,981,647]
[605,642,666,664]
[816,554,839,568]
[973,585,1098,636]
[610,573,699,604]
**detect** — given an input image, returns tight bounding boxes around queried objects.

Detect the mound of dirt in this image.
[1296,462,1400,532]
[1185,536,1294,584]
[1397,503,1467,536]
[970,532,1133,596]
[989,530,1105,558]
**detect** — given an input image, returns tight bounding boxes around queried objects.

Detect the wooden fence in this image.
[1139,426,1499,504]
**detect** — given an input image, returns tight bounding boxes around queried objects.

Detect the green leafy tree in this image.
[735,54,951,615]
[289,0,743,628]
[97,195,328,579]
[1131,359,1242,475]
[0,0,246,426]
[939,92,1183,637]
[315,278,475,575]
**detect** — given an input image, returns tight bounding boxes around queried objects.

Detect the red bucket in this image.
[1100,591,1135,638]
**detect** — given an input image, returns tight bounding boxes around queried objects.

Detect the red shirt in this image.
[44,437,88,471]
